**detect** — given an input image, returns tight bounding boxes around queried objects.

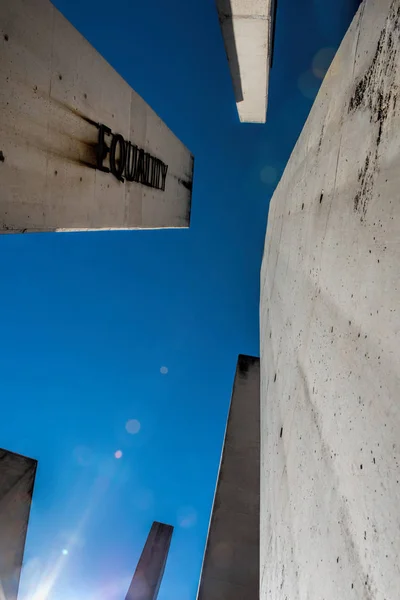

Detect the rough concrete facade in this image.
[197,355,260,600]
[216,0,274,123]
[260,0,400,598]
[125,521,173,600]
[0,0,193,233]
[0,448,37,600]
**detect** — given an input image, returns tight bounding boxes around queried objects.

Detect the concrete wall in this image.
[260,0,400,598]
[125,521,173,600]
[197,355,260,600]
[216,0,274,123]
[0,448,37,600]
[0,0,193,233]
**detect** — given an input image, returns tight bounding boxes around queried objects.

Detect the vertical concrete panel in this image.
[197,355,260,600]
[0,0,193,233]
[125,521,173,600]
[0,449,37,600]
[260,1,400,598]
[216,0,274,123]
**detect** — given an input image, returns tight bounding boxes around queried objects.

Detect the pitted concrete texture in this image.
[0,0,193,233]
[197,355,260,600]
[0,449,37,600]
[260,0,400,598]
[216,0,273,123]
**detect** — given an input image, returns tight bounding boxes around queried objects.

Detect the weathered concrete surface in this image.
[125,521,173,600]
[0,448,37,600]
[197,355,260,600]
[0,0,193,233]
[216,0,274,123]
[260,0,400,598]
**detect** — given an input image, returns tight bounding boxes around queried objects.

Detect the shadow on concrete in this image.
[216,0,244,103]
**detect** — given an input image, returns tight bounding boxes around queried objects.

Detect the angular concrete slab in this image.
[197,355,260,600]
[125,521,173,600]
[260,0,400,598]
[216,0,275,123]
[0,0,194,233]
[0,448,37,600]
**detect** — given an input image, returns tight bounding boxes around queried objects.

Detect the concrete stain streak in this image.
[349,0,399,217]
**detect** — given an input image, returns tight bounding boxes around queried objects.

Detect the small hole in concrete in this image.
[360,464,363,469]
[0,151,5,162]
[59,74,62,80]
[54,170,58,175]
[274,373,277,382]
[320,192,323,203]
[4,34,9,41]
[80,177,83,182]
[302,203,304,210]
[84,93,87,99]
[280,427,283,438]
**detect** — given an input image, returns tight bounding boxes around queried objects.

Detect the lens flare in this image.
[126,419,141,434]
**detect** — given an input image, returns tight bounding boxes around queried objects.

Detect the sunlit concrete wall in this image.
[216,0,274,123]
[197,355,260,600]
[0,0,193,233]
[260,0,400,598]
[0,449,37,600]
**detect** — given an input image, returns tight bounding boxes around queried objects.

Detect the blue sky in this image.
[0,0,360,598]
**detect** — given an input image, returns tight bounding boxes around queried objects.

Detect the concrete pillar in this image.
[0,0,193,233]
[125,521,173,600]
[260,0,400,598]
[0,448,37,600]
[216,0,275,123]
[197,355,260,600]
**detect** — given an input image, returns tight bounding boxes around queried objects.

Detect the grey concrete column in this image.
[0,448,37,600]
[216,0,276,122]
[260,0,400,598]
[125,521,174,600]
[197,355,260,600]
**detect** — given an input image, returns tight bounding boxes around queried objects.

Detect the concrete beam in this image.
[0,0,194,233]
[197,355,260,600]
[216,0,274,123]
[125,521,173,600]
[260,0,400,598]
[0,448,37,600]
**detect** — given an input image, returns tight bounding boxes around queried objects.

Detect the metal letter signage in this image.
[95,123,169,190]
